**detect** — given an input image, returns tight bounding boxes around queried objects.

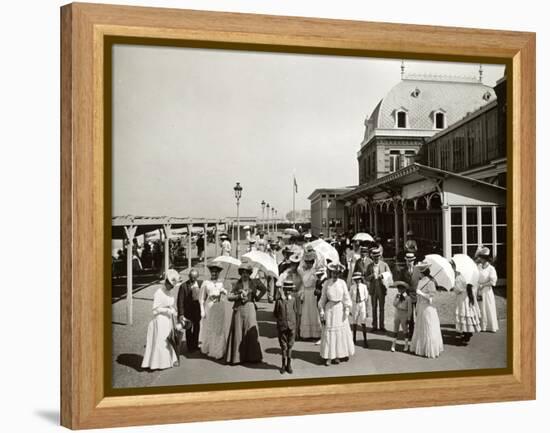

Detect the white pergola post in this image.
[393,200,400,258]
[124,225,137,325]
[187,222,192,270]
[163,223,171,277]
[402,202,408,252]
[204,222,208,273]
[442,204,451,258]
[215,220,219,257]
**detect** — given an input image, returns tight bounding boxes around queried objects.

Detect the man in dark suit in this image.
[365,247,391,332]
[177,268,202,352]
[353,245,373,279]
[399,252,419,338]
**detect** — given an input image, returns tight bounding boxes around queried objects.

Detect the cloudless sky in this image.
[112,45,504,219]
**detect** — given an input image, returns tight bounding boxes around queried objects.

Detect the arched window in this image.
[435,112,446,129]
[396,110,407,128]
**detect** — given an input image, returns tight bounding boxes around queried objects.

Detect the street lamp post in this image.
[234,182,243,258]
[271,207,276,237]
[274,209,278,234]
[261,200,266,233]
[265,203,271,236]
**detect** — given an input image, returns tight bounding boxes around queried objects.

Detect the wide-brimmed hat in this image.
[304,233,312,239]
[352,271,363,280]
[207,262,224,272]
[219,233,229,239]
[238,262,254,274]
[282,280,295,290]
[405,252,416,261]
[393,281,410,290]
[406,230,414,236]
[249,239,256,244]
[415,261,431,272]
[289,253,302,264]
[370,247,382,257]
[327,262,344,273]
[475,246,491,258]
[315,267,326,276]
[165,269,181,286]
[303,251,316,262]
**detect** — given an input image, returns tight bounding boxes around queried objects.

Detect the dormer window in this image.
[435,112,445,129]
[432,109,447,130]
[396,110,407,128]
[411,87,421,98]
[483,91,492,101]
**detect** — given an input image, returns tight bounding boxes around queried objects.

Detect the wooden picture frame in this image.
[61,2,536,429]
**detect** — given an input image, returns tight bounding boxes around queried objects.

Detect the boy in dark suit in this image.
[365,247,391,332]
[177,268,202,352]
[274,280,298,374]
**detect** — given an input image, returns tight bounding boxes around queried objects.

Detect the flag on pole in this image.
[293,174,298,193]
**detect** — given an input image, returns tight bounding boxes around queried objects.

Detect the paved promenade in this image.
[111,242,507,389]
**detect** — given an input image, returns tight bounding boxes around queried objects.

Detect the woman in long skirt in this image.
[199,263,229,359]
[318,262,355,366]
[142,269,181,370]
[450,259,480,344]
[410,262,444,358]
[476,247,499,332]
[224,263,267,365]
[298,251,322,340]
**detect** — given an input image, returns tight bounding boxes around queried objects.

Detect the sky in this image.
[112,45,504,219]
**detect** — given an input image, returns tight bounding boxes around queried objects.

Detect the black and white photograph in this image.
[110,44,508,389]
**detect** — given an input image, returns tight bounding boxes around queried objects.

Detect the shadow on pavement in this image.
[364,338,393,351]
[116,353,146,372]
[441,328,466,346]
[265,347,324,366]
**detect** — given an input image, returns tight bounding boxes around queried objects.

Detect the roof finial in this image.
[401,60,405,79]
[479,64,483,83]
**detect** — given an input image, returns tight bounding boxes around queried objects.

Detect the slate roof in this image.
[365,75,496,136]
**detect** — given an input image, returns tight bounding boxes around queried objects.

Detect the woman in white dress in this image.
[318,262,355,366]
[410,262,444,358]
[476,247,499,332]
[141,269,181,370]
[199,263,229,359]
[450,259,481,344]
[298,251,322,340]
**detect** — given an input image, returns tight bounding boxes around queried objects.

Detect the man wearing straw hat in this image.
[365,247,391,332]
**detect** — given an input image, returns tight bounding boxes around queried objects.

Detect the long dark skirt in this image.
[225,303,263,364]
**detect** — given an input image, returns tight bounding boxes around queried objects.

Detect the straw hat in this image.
[370,247,382,257]
[238,262,254,274]
[315,267,326,276]
[282,280,295,290]
[405,252,416,261]
[475,246,491,258]
[165,269,181,286]
[415,261,431,272]
[393,281,410,290]
[352,271,363,280]
[207,262,224,272]
[327,262,344,273]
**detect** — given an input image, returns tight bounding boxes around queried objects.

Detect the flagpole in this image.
[293,182,296,229]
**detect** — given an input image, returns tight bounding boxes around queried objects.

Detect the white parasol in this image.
[451,254,479,286]
[352,232,374,242]
[424,254,455,290]
[284,228,300,237]
[305,239,340,264]
[211,255,241,283]
[241,250,279,279]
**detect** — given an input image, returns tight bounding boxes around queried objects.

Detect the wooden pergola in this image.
[112,215,228,325]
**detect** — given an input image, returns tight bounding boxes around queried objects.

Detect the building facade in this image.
[308,187,354,236]
[310,71,508,278]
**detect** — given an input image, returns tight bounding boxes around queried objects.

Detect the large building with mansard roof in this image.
[358,73,496,183]
[309,69,508,280]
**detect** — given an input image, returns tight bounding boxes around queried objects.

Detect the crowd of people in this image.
[139,229,500,376]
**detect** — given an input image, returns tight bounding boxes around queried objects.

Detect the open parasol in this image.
[305,239,340,264]
[241,250,279,278]
[451,254,479,286]
[352,232,374,242]
[211,255,241,283]
[424,254,455,290]
[284,228,300,237]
